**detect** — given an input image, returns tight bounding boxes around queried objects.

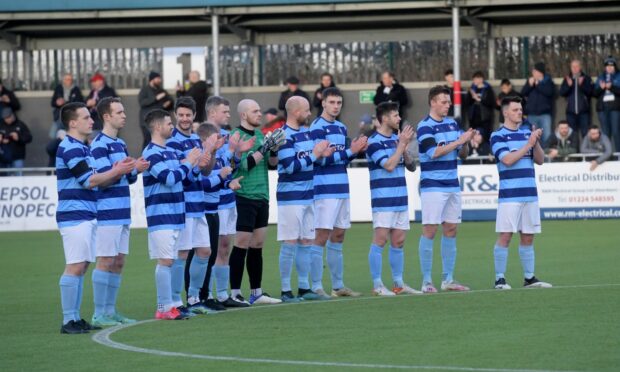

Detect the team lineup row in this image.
[54,86,551,334]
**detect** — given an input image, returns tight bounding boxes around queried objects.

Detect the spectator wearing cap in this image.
[545,120,580,162]
[50,73,84,138]
[0,107,32,175]
[373,71,409,120]
[0,78,21,114]
[176,70,209,123]
[278,76,310,116]
[560,59,593,137]
[261,107,285,135]
[86,73,118,131]
[138,71,174,149]
[495,79,522,124]
[581,126,612,171]
[467,71,495,141]
[593,56,620,152]
[312,73,336,116]
[444,68,468,127]
[521,62,556,143]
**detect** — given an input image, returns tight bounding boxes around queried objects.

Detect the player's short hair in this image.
[321,87,342,101]
[196,122,219,140]
[376,101,399,124]
[500,96,523,112]
[428,85,451,105]
[96,97,121,121]
[145,109,170,131]
[60,102,88,129]
[205,96,230,115]
[175,96,196,114]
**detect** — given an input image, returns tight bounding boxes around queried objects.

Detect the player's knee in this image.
[497,233,512,247]
[177,250,189,260]
[158,258,173,267]
[113,255,126,271]
[442,223,458,237]
[195,247,211,258]
[422,226,437,239]
[520,234,534,246]
[331,229,346,243]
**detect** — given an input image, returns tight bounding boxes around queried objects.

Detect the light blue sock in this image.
[59,275,79,325]
[519,245,535,279]
[310,245,324,291]
[155,264,172,311]
[368,243,384,288]
[105,273,121,316]
[279,242,296,292]
[75,275,84,321]
[441,236,457,282]
[419,236,434,283]
[389,246,404,288]
[494,245,509,280]
[214,265,230,301]
[92,269,109,317]
[326,241,344,289]
[171,258,186,306]
[296,244,311,290]
[188,255,210,299]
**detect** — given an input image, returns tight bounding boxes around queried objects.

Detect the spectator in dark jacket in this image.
[50,73,84,138]
[0,78,21,114]
[592,56,620,152]
[278,76,310,117]
[373,71,409,120]
[495,79,522,124]
[444,69,468,127]
[312,72,336,117]
[581,126,612,171]
[176,70,208,123]
[545,120,580,162]
[86,73,117,131]
[467,71,495,140]
[139,71,174,149]
[465,129,492,164]
[521,62,555,143]
[559,60,593,137]
[0,107,32,175]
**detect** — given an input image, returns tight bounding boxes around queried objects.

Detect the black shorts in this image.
[235,195,269,232]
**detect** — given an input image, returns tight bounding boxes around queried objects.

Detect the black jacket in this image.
[177,80,208,123]
[86,85,118,130]
[139,84,174,127]
[0,86,21,113]
[278,88,310,116]
[0,118,32,162]
[521,75,555,115]
[559,73,593,115]
[51,85,84,121]
[467,82,495,125]
[373,82,409,118]
[592,72,620,112]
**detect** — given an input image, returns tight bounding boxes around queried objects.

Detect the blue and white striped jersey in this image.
[55,135,98,228]
[90,132,137,226]
[309,117,353,200]
[491,125,538,203]
[417,115,461,193]
[166,128,204,218]
[366,132,408,212]
[277,124,317,206]
[217,128,236,210]
[142,143,191,232]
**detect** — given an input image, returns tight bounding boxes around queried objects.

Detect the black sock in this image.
[229,246,248,291]
[247,247,263,290]
[184,248,195,298]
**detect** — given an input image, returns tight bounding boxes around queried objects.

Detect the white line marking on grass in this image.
[93,283,618,371]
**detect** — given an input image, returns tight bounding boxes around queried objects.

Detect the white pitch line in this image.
[92,283,619,371]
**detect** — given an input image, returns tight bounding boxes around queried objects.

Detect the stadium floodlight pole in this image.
[450,1,462,121]
[211,13,220,96]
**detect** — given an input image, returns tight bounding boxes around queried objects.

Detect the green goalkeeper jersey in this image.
[231,126,270,201]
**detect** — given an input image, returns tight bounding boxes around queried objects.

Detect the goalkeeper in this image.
[228,99,286,305]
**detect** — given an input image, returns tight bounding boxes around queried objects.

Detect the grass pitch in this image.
[1,220,619,371]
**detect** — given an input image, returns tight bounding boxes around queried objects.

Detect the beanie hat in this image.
[533,62,546,74]
[148,71,161,81]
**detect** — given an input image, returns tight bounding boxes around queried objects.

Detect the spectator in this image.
[50,73,84,138]
[545,120,579,162]
[357,114,377,138]
[559,59,593,137]
[592,55,620,152]
[0,78,21,114]
[373,71,409,120]
[444,69,468,126]
[467,71,495,140]
[0,107,32,175]
[261,107,286,135]
[86,73,117,131]
[467,129,491,158]
[176,70,208,123]
[46,129,66,168]
[495,79,522,124]
[581,126,612,171]
[521,62,555,143]
[138,71,174,149]
[278,76,310,116]
[312,73,336,116]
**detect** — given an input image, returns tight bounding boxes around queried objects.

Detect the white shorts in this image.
[372,211,410,230]
[218,207,238,236]
[277,204,315,241]
[148,229,181,260]
[95,224,130,257]
[496,202,542,234]
[314,198,351,230]
[176,216,211,251]
[421,192,462,225]
[60,220,97,264]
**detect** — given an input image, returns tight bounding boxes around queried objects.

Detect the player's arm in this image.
[147,153,193,187]
[278,140,315,174]
[458,140,470,160]
[532,141,545,165]
[403,145,416,172]
[90,145,118,189]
